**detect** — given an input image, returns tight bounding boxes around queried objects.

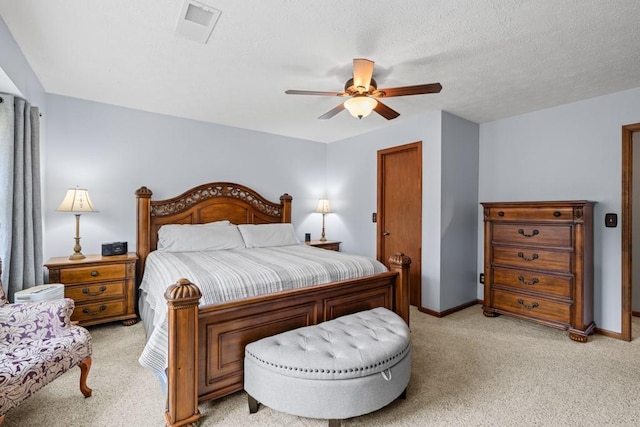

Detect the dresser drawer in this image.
[487,206,574,222]
[59,264,126,284]
[493,224,572,247]
[493,246,571,272]
[65,281,125,302]
[492,267,572,297]
[492,289,571,324]
[72,300,126,323]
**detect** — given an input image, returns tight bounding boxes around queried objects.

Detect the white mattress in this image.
[138,244,388,373]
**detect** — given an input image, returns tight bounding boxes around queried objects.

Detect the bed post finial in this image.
[388,253,411,326]
[280,193,293,223]
[164,279,202,427]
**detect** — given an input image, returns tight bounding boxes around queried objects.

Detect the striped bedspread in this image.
[138,244,388,373]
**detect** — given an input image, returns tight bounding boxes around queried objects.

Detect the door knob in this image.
[383,231,391,236]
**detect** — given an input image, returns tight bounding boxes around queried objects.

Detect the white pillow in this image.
[201,220,232,227]
[237,223,300,248]
[157,224,245,252]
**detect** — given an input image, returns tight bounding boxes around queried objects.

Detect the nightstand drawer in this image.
[59,264,126,283]
[65,281,125,302]
[72,300,126,323]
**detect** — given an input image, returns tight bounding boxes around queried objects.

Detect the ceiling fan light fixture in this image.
[344,96,378,119]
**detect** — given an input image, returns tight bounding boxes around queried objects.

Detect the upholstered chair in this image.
[0,260,93,424]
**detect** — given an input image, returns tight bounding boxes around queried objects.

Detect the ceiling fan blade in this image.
[318,103,345,120]
[375,83,442,98]
[352,58,375,92]
[285,90,345,96]
[373,100,400,120]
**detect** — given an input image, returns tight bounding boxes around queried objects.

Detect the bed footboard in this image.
[163,254,410,427]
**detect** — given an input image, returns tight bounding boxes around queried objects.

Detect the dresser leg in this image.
[122,317,139,326]
[482,308,500,317]
[568,332,588,343]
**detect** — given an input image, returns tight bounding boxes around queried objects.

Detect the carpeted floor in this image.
[4,306,640,426]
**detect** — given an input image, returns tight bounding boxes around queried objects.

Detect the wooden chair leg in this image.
[78,357,93,398]
[328,419,341,427]
[0,414,5,425]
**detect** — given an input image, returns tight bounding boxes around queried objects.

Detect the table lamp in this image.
[57,187,98,260]
[314,198,332,242]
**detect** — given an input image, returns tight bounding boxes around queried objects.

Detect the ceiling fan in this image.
[285,58,442,120]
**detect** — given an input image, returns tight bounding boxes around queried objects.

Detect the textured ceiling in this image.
[1,0,639,143]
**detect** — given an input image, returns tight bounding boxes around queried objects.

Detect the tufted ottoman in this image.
[244,307,411,426]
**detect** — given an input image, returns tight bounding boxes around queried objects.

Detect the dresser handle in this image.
[517,252,539,262]
[82,285,107,296]
[517,275,539,286]
[90,271,99,277]
[553,211,561,217]
[82,305,107,316]
[498,211,504,217]
[517,299,539,310]
[518,228,539,238]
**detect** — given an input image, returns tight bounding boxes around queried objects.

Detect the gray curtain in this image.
[0,93,43,301]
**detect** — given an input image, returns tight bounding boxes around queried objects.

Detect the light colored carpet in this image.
[4,306,640,426]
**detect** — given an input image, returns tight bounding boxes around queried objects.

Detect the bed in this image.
[135,182,411,427]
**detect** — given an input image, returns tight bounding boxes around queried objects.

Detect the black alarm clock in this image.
[102,241,128,256]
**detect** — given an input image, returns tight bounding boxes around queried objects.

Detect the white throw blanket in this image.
[138,245,388,373]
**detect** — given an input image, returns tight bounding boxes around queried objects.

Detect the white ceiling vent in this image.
[176,0,221,44]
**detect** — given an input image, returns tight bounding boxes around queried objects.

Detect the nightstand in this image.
[307,240,341,251]
[45,253,138,327]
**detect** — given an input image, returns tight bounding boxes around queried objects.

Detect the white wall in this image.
[478,86,640,334]
[43,95,327,261]
[327,111,480,312]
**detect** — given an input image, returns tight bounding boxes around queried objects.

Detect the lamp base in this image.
[69,252,86,261]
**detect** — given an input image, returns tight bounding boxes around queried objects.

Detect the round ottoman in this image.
[244,307,411,426]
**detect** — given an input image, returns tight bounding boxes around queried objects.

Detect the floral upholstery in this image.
[0,266,92,421]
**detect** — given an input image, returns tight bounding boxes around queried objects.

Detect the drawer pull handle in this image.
[518,275,539,286]
[517,299,539,310]
[498,211,505,217]
[517,252,539,262]
[90,271,99,277]
[518,228,539,238]
[82,305,107,316]
[82,285,107,296]
[553,211,561,217]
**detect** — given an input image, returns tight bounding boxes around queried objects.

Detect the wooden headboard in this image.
[135,182,292,282]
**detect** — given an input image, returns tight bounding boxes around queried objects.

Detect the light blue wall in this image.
[440,112,479,309]
[327,111,480,312]
[43,95,327,260]
[478,86,640,334]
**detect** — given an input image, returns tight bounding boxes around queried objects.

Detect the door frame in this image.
[621,122,640,341]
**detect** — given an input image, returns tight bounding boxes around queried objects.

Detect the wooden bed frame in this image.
[135,182,411,427]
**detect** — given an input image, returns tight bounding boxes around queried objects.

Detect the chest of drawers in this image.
[45,253,138,326]
[481,201,595,342]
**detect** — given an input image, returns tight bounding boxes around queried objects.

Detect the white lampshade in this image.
[56,188,98,213]
[315,199,332,214]
[344,96,378,119]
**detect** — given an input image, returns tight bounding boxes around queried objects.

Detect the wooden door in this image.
[377,142,422,307]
